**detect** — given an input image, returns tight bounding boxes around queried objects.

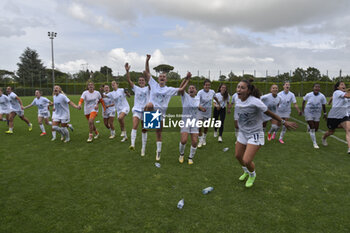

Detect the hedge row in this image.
[0,81,344,97]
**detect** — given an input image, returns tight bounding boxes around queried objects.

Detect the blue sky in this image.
[1,0,350,79]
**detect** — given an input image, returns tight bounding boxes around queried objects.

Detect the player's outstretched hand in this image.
[186,72,192,79]
[125,63,130,72]
[285,121,298,130]
[146,54,151,61]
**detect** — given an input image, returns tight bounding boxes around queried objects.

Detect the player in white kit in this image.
[197,79,219,148]
[23,90,52,136]
[78,81,106,142]
[100,84,116,139]
[213,84,230,142]
[260,84,281,141]
[301,83,327,149]
[125,62,150,156]
[322,81,350,154]
[51,85,80,142]
[228,92,239,138]
[0,88,10,123]
[276,82,301,144]
[235,80,297,188]
[106,81,130,142]
[178,84,206,165]
[5,86,32,134]
[143,54,192,161]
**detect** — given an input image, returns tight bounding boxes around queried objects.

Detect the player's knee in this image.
[144,103,153,111]
[52,125,59,131]
[242,158,251,166]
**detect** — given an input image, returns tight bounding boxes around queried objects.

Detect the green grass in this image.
[1,96,350,233]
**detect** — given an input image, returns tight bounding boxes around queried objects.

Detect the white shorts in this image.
[117,108,129,118]
[237,131,265,146]
[103,110,116,119]
[38,111,50,118]
[0,109,10,115]
[11,110,24,117]
[181,126,199,134]
[132,110,143,120]
[199,111,212,120]
[305,114,321,122]
[276,111,290,119]
[52,117,70,124]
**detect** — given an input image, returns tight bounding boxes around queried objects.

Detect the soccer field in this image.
[1,95,350,232]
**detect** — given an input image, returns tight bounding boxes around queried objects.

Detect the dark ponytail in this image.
[241,79,261,98]
[334,81,344,92]
[217,83,229,101]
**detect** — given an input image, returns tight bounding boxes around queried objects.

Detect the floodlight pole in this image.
[48,32,57,87]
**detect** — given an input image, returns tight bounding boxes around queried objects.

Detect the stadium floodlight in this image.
[48,32,57,87]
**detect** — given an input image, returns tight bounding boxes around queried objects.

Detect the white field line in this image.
[290,117,347,145]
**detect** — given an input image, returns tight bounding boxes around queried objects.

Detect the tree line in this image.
[1,47,349,86]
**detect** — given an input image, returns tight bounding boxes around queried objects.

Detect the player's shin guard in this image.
[309,129,316,144]
[141,132,147,150]
[279,125,287,139]
[156,141,162,152]
[179,142,186,155]
[189,146,197,159]
[62,127,69,139]
[131,129,137,147]
[39,124,46,133]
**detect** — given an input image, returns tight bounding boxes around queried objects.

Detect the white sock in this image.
[156,141,162,152]
[39,124,45,133]
[62,127,69,139]
[248,170,256,177]
[242,166,249,173]
[189,146,197,159]
[48,121,52,125]
[131,129,137,146]
[142,132,147,150]
[279,125,287,139]
[179,142,186,155]
[123,131,127,138]
[198,136,203,143]
[9,127,13,132]
[203,133,207,140]
[310,129,316,144]
[52,131,56,138]
[269,124,277,134]
[111,130,115,136]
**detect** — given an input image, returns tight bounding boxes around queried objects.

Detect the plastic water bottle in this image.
[177,199,184,209]
[223,147,229,152]
[202,187,214,194]
[95,120,100,123]
[155,162,161,168]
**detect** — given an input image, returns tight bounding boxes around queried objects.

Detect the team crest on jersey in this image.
[144,110,162,129]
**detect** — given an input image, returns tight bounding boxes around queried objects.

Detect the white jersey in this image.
[107,88,130,114]
[103,92,114,114]
[261,93,281,122]
[0,94,10,113]
[197,89,215,111]
[303,92,326,116]
[214,92,229,108]
[53,93,71,119]
[277,91,297,116]
[8,92,21,111]
[132,85,150,112]
[148,77,179,115]
[80,90,102,115]
[31,97,51,115]
[181,92,200,120]
[236,95,268,134]
[328,90,348,119]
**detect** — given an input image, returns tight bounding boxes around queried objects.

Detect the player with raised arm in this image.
[51,85,80,142]
[260,84,281,141]
[101,84,116,139]
[143,54,192,161]
[235,80,297,188]
[178,82,206,165]
[322,81,350,153]
[125,62,150,156]
[106,80,130,142]
[302,83,327,149]
[0,88,10,123]
[5,86,32,134]
[78,81,106,143]
[276,81,301,143]
[197,79,219,148]
[213,84,230,142]
[23,90,52,136]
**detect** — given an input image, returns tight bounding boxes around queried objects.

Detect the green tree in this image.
[167,71,180,80]
[228,72,240,81]
[292,68,306,82]
[16,47,46,86]
[100,66,112,76]
[219,75,227,81]
[153,64,174,73]
[305,67,321,81]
